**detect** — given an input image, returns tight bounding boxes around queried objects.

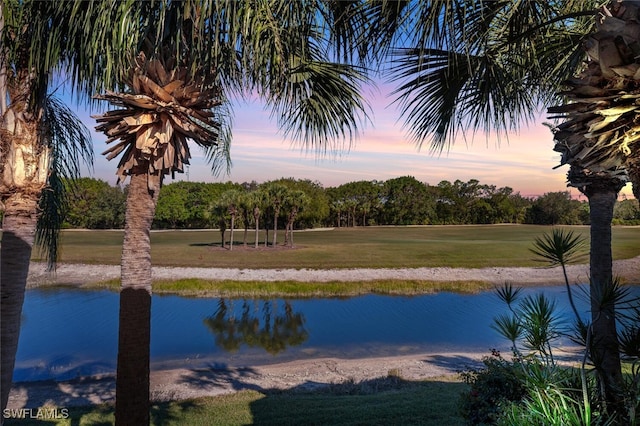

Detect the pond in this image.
[14,284,629,382]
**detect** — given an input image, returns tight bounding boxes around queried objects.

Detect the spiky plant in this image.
[530,229,587,322]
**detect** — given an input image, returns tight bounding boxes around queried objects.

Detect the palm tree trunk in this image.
[115,171,159,426]
[1,76,47,413]
[229,214,235,251]
[585,184,624,411]
[254,211,260,248]
[0,195,39,413]
[272,208,279,247]
[289,222,294,247]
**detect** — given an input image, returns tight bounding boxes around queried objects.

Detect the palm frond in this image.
[495,282,523,307]
[202,99,233,177]
[35,95,94,269]
[390,47,538,151]
[93,52,227,188]
[530,228,587,267]
[35,172,66,271]
[268,58,371,155]
[385,0,599,151]
[492,313,523,346]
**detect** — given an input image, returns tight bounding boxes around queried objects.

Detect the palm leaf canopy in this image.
[60,0,370,159]
[1,1,94,266]
[93,51,228,189]
[548,1,640,192]
[383,0,600,151]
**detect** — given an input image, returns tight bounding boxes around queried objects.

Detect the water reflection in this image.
[18,285,638,382]
[204,299,308,354]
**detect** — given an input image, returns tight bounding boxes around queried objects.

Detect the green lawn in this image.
[38,225,640,269]
[5,378,468,426]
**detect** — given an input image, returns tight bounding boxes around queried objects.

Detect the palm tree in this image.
[217,189,242,250]
[545,1,640,405]
[284,190,309,247]
[237,191,251,247]
[93,45,230,424]
[90,1,369,423]
[262,182,289,247]
[0,1,93,413]
[363,0,633,410]
[247,189,267,249]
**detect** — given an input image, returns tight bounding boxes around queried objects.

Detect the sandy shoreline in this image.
[8,352,491,409]
[25,255,640,287]
[8,257,640,410]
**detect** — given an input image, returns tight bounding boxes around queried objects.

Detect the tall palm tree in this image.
[93,46,230,424]
[89,1,369,423]
[362,0,634,409]
[547,1,640,405]
[0,1,93,413]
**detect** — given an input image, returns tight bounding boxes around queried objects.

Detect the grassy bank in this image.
[36,225,640,269]
[83,278,493,297]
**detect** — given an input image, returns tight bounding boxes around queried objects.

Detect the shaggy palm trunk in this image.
[0,196,39,413]
[584,184,624,410]
[115,170,159,426]
[629,159,640,201]
[0,73,47,413]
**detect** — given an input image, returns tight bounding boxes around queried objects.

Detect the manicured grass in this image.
[37,225,640,269]
[5,377,468,425]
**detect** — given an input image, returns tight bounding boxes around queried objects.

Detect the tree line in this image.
[63,176,640,232]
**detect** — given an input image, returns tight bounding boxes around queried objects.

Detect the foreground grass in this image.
[89,278,493,297]
[6,377,468,426]
[40,225,640,269]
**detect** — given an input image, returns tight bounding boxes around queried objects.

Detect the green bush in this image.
[459,349,527,425]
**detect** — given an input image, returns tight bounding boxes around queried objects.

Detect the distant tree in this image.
[327,180,384,226]
[262,182,289,246]
[155,184,189,229]
[613,198,640,224]
[154,181,243,229]
[236,191,251,246]
[211,201,228,248]
[217,190,243,250]
[283,190,309,247]
[272,178,329,228]
[329,198,345,227]
[65,178,126,229]
[381,176,435,225]
[504,192,533,224]
[245,190,267,248]
[526,192,586,225]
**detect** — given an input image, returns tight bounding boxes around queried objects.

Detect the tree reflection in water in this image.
[204,299,308,354]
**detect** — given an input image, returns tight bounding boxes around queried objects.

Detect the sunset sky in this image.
[76,83,635,200]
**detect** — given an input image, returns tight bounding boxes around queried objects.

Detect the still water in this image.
[14,285,623,382]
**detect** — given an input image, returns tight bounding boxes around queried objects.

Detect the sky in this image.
[73,83,635,200]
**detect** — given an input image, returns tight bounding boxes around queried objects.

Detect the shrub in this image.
[459,349,527,425]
